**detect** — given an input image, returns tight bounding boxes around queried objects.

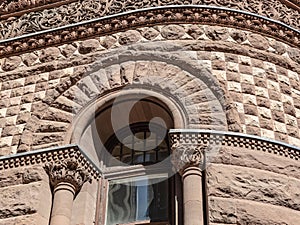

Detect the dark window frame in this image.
[105,122,170,166]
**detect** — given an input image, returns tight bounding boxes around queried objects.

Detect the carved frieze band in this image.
[1,0,299,20]
[0,6,299,58]
[0,0,299,41]
[44,159,92,193]
[0,145,101,180]
[0,0,77,19]
[169,130,300,161]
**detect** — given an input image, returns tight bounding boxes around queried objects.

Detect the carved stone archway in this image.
[18,45,238,153]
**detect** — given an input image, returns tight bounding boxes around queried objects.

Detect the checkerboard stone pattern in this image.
[0,67,74,155]
[208,52,300,147]
[0,24,300,155]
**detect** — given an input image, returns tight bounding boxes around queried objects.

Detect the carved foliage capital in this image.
[171,141,205,174]
[44,160,91,193]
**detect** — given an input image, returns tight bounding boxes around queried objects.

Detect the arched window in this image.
[82,91,184,225]
[105,122,171,225]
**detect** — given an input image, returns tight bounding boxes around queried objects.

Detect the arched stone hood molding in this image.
[17,44,239,152]
[0,4,299,57]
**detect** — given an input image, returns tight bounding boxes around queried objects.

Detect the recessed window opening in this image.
[107,174,169,225]
[91,93,177,225]
[106,122,169,166]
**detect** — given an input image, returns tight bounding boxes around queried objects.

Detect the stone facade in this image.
[1,25,300,154]
[0,1,299,225]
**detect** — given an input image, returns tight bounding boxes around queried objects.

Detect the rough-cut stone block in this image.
[161,25,185,40]
[2,57,22,71]
[32,133,64,146]
[0,183,46,219]
[61,44,77,58]
[209,197,237,224]
[36,121,69,133]
[287,47,300,64]
[105,64,121,87]
[205,27,229,41]
[118,30,141,45]
[210,146,300,180]
[39,47,61,63]
[0,214,43,225]
[207,164,300,210]
[78,39,100,54]
[21,53,39,67]
[248,34,269,50]
[209,197,300,225]
[0,166,45,188]
[140,27,160,40]
[42,107,73,123]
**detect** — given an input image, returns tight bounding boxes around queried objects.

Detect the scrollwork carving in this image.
[171,141,206,174]
[0,0,299,40]
[0,0,64,15]
[0,7,299,57]
[44,159,92,193]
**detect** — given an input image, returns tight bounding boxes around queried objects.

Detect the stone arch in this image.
[18,43,240,152]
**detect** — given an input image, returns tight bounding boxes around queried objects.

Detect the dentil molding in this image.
[169,130,300,161]
[0,145,102,180]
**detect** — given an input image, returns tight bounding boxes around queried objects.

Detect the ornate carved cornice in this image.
[0,0,299,41]
[44,159,91,193]
[0,0,77,19]
[169,130,300,161]
[0,6,299,58]
[171,142,205,174]
[1,0,298,17]
[0,145,102,180]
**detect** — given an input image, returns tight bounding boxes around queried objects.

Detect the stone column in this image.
[171,142,205,225]
[44,160,91,225]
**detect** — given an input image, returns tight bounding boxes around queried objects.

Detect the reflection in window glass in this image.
[107,175,169,225]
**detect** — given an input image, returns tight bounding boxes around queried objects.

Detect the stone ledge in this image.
[0,145,102,180]
[169,129,300,161]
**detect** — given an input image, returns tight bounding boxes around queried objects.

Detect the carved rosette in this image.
[171,141,205,175]
[44,160,92,193]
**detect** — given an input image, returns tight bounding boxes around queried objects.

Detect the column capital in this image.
[171,141,205,175]
[44,160,92,194]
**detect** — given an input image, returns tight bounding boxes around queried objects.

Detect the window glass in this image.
[107,123,169,166]
[107,175,169,225]
[106,123,170,225]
